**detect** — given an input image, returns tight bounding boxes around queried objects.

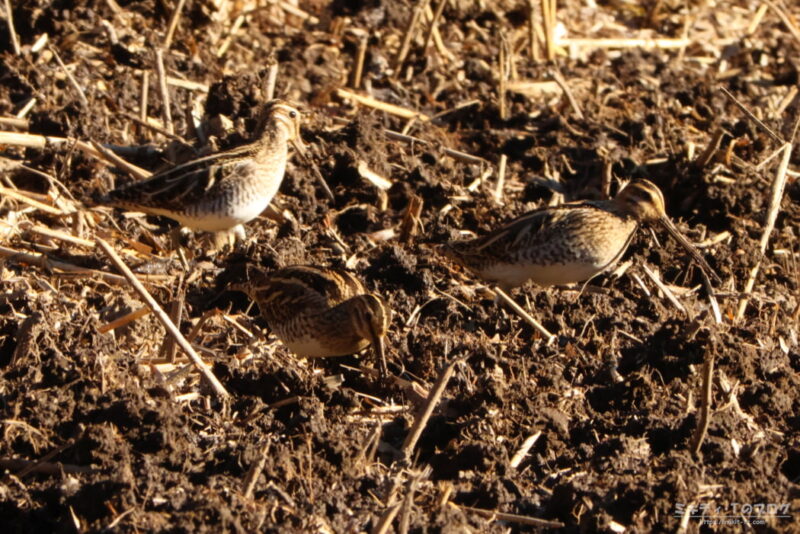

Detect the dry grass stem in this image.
[494,154,507,203]
[3,0,20,55]
[736,142,792,320]
[399,194,423,244]
[337,89,430,121]
[264,57,279,101]
[49,45,89,108]
[755,143,789,171]
[493,287,555,343]
[277,1,319,24]
[695,127,726,168]
[0,245,171,284]
[352,32,368,89]
[552,69,584,119]
[15,432,82,478]
[242,441,270,499]
[186,308,221,344]
[98,306,152,334]
[0,131,150,178]
[356,366,429,404]
[746,4,770,36]
[701,270,723,325]
[163,76,208,93]
[641,264,687,315]
[528,0,540,61]
[162,0,186,51]
[140,70,150,125]
[0,458,94,475]
[453,503,564,528]
[371,503,402,534]
[721,87,783,145]
[22,223,94,248]
[423,0,447,53]
[160,283,185,363]
[401,357,461,458]
[506,79,561,98]
[294,148,335,201]
[541,0,556,61]
[509,431,542,469]
[29,32,47,53]
[775,85,799,117]
[90,140,151,180]
[424,4,453,61]
[96,237,230,398]
[690,350,715,457]
[559,37,692,49]
[497,34,510,120]
[764,0,800,46]
[0,116,28,129]
[16,97,36,119]
[216,14,245,58]
[384,129,486,164]
[357,160,393,190]
[0,186,66,215]
[155,49,174,135]
[121,113,187,143]
[392,0,430,77]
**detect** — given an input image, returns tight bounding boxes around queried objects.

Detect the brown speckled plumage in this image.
[104,99,302,237]
[239,266,390,376]
[441,179,720,290]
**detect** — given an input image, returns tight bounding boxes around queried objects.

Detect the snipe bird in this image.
[239,266,390,376]
[103,99,302,240]
[440,179,720,290]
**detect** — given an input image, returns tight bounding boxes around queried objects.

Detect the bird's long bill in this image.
[659,217,722,284]
[368,325,388,379]
[290,137,307,158]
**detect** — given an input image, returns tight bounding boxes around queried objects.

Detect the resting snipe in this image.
[441,179,720,290]
[239,265,390,376]
[103,99,302,241]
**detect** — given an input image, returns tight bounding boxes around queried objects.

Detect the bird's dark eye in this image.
[289,110,297,119]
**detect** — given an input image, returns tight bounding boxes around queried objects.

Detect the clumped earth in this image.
[1,0,799,532]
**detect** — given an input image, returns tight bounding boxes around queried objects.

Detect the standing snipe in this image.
[103,99,302,241]
[239,265,390,376]
[440,179,720,290]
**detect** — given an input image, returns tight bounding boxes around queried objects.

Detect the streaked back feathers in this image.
[238,265,391,373]
[244,265,367,325]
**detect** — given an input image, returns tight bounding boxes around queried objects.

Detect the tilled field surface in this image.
[1,0,799,531]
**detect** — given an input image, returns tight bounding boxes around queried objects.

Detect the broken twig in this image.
[96,238,229,398]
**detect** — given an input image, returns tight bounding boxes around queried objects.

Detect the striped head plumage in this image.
[614,179,721,283]
[613,178,667,222]
[347,294,390,376]
[256,100,302,144]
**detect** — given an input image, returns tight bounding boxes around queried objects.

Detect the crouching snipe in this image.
[441,179,720,290]
[239,266,390,377]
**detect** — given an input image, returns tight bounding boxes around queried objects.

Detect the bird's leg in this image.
[233,224,247,243]
[169,226,191,270]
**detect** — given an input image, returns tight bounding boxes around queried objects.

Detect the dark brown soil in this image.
[1,0,799,532]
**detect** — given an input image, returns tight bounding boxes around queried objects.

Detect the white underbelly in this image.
[282,336,368,358]
[153,194,273,232]
[483,261,609,288]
